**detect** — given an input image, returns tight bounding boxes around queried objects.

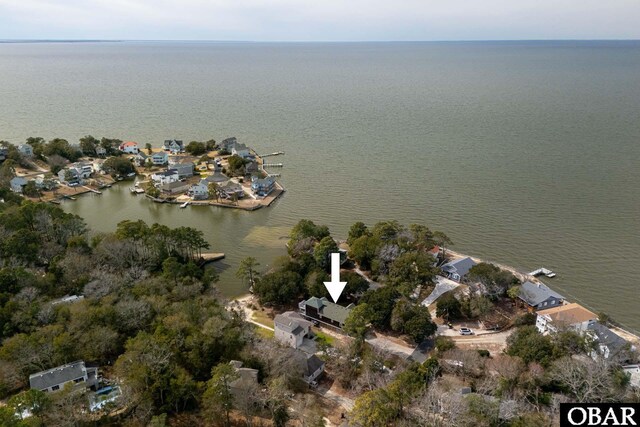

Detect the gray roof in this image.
[442,257,477,277]
[29,361,91,390]
[10,176,28,186]
[305,297,352,325]
[305,354,325,376]
[161,181,189,190]
[275,311,312,334]
[519,281,564,306]
[204,172,229,183]
[155,170,178,177]
[589,323,627,353]
[232,142,249,151]
[228,360,258,389]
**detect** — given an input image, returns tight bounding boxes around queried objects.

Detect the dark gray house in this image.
[518,281,565,311]
[441,257,477,282]
[299,297,353,329]
[29,361,98,393]
[588,322,630,361]
[169,163,194,179]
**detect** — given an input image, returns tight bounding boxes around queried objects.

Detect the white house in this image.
[118,141,139,154]
[163,139,184,154]
[18,144,34,157]
[274,311,313,349]
[95,146,107,157]
[623,365,640,389]
[189,179,209,200]
[535,303,597,335]
[151,151,169,166]
[151,170,179,185]
[231,142,251,158]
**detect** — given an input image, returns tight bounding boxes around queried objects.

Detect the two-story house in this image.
[299,296,353,329]
[274,311,313,349]
[151,170,179,185]
[250,176,276,197]
[441,257,477,282]
[18,143,34,157]
[535,303,597,335]
[151,151,169,166]
[163,139,184,154]
[118,141,139,154]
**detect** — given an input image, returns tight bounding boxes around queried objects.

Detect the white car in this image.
[459,327,474,335]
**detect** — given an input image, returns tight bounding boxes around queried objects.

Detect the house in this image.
[170,163,194,178]
[95,146,107,157]
[623,365,640,389]
[151,151,169,166]
[518,281,565,311]
[34,175,56,191]
[204,171,229,185]
[427,246,441,259]
[303,354,325,384]
[162,139,184,154]
[535,303,597,335]
[29,361,98,393]
[231,142,251,158]
[18,143,33,157]
[189,179,210,200]
[219,137,237,152]
[160,181,190,194]
[274,311,313,349]
[118,141,139,154]
[151,170,179,185]
[219,181,245,199]
[72,162,94,179]
[228,360,258,397]
[299,296,353,329]
[134,152,149,167]
[245,161,259,176]
[0,146,8,162]
[58,167,82,186]
[9,176,28,193]
[587,323,630,360]
[441,257,477,282]
[251,176,276,197]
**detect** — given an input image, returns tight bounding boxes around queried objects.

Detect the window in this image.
[51,385,60,391]
[550,300,555,305]
[74,377,85,383]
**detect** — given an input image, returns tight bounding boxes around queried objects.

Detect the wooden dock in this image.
[263,163,283,168]
[259,151,285,158]
[529,267,556,278]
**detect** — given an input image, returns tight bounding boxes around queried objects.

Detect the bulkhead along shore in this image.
[0,135,285,211]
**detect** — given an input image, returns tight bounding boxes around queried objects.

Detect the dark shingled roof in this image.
[29,361,93,391]
[442,257,477,277]
[589,323,628,354]
[305,354,325,377]
[519,281,564,306]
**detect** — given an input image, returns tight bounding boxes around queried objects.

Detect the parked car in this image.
[459,327,474,335]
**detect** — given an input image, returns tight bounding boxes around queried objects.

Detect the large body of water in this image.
[1,41,638,332]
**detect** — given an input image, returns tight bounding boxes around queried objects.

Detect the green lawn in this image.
[254,325,274,339]
[313,330,335,346]
[251,310,274,329]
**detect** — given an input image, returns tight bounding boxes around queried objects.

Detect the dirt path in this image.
[228,295,274,331]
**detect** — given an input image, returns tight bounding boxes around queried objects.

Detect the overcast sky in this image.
[0,0,639,41]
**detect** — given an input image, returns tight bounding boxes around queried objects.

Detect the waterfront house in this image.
[0,146,8,162]
[220,181,245,199]
[160,181,190,194]
[151,170,179,186]
[219,137,237,152]
[58,167,82,186]
[245,160,259,176]
[535,303,597,335]
[10,176,28,193]
[303,354,325,384]
[151,151,169,166]
[163,139,184,154]
[29,360,98,393]
[18,143,34,157]
[251,176,276,197]
[34,175,56,191]
[189,179,210,200]
[95,146,107,157]
[441,257,477,282]
[134,151,149,167]
[228,360,258,398]
[299,296,353,329]
[204,171,230,185]
[518,281,565,311]
[231,142,251,158]
[274,311,313,349]
[72,162,94,179]
[170,162,194,178]
[118,141,139,154]
[587,322,630,361]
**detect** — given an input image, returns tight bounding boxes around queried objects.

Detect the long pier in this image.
[263,163,283,168]
[197,252,226,266]
[259,151,285,158]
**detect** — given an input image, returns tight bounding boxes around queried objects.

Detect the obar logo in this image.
[561,404,639,426]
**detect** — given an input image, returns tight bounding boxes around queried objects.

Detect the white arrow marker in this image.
[324,252,347,303]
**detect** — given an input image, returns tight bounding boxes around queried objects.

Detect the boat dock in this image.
[259,151,285,158]
[529,267,556,278]
[263,163,283,168]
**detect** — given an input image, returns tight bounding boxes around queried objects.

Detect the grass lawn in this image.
[251,310,274,329]
[254,325,274,339]
[313,330,336,346]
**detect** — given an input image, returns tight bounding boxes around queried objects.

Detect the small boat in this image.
[127,172,136,177]
[179,201,190,209]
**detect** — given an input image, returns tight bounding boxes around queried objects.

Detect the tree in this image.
[208,182,220,202]
[162,257,182,285]
[432,231,453,258]
[360,286,399,329]
[205,139,217,151]
[236,257,260,286]
[507,285,521,300]
[343,303,371,340]
[436,293,462,320]
[22,181,40,198]
[253,270,303,305]
[226,155,248,176]
[402,305,437,343]
[288,219,330,249]
[185,141,206,155]
[103,156,135,177]
[313,236,338,270]
[349,235,380,271]
[145,143,153,154]
[79,135,99,156]
[347,221,370,245]
[506,326,557,366]
[388,251,437,295]
[203,363,239,427]
[468,262,519,297]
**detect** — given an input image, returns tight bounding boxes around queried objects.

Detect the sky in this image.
[0,0,639,41]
